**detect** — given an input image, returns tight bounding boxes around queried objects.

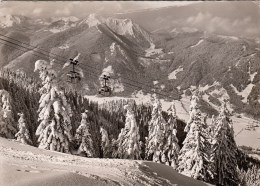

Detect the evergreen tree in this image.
[75,110,95,157]
[0,89,16,138]
[162,103,180,168]
[242,165,260,186]
[100,126,111,158]
[177,92,213,182]
[211,101,239,186]
[184,91,200,133]
[238,165,260,186]
[34,60,73,153]
[117,104,140,160]
[145,98,166,163]
[15,112,32,145]
[111,138,119,158]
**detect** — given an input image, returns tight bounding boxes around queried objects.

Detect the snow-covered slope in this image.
[0,15,22,28]
[0,137,210,186]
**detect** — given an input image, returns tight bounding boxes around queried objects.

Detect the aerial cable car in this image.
[98,74,112,96]
[67,58,81,84]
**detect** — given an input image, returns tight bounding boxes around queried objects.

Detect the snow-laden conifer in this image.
[145,98,166,163]
[117,104,140,159]
[184,91,200,133]
[242,165,260,186]
[15,113,32,145]
[177,92,213,181]
[162,103,180,168]
[34,60,73,153]
[210,101,239,186]
[0,90,16,138]
[100,126,111,158]
[75,110,95,157]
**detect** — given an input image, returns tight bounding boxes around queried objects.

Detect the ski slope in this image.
[0,137,210,186]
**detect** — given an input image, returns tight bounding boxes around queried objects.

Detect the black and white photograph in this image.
[0,1,259,185]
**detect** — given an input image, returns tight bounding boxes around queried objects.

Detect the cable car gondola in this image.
[98,74,112,96]
[67,58,81,84]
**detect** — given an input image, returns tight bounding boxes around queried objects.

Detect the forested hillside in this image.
[0,65,259,186]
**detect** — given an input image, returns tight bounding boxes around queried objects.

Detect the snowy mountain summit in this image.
[105,18,136,36]
[81,14,151,41]
[0,15,22,28]
[82,13,102,27]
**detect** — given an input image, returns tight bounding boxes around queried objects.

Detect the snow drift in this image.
[0,137,210,186]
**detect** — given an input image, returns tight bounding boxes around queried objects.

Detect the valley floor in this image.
[0,137,210,186]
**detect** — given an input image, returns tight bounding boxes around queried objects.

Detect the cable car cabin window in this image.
[98,86,112,96]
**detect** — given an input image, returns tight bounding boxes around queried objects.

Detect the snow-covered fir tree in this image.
[0,89,16,138]
[184,90,200,133]
[111,138,118,158]
[117,104,140,160]
[100,126,111,158]
[162,103,180,168]
[34,60,73,153]
[239,165,260,186]
[145,98,166,163]
[210,101,239,186]
[15,112,32,145]
[75,110,95,157]
[177,92,213,182]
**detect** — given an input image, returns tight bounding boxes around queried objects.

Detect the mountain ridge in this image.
[0,12,260,119]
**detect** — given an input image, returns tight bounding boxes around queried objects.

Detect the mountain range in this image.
[0,2,259,119]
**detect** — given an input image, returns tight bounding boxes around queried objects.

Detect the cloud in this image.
[32,8,43,16]
[55,7,71,16]
[185,12,259,37]
[0,1,198,18]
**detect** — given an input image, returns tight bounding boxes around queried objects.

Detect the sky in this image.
[0,1,198,18]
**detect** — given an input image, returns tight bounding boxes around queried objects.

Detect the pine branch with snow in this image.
[34,60,73,153]
[0,90,16,138]
[15,112,32,145]
[75,110,95,157]
[116,104,140,160]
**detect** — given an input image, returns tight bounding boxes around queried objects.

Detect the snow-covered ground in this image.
[217,35,239,41]
[249,154,260,161]
[190,39,204,48]
[230,70,257,103]
[232,115,260,149]
[59,44,69,50]
[0,15,21,28]
[168,66,184,80]
[0,137,210,186]
[145,43,163,57]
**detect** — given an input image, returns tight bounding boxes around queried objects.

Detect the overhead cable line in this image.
[0,36,174,99]
[0,33,173,94]
[0,33,67,61]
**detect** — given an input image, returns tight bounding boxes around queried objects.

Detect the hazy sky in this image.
[0,1,198,18]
